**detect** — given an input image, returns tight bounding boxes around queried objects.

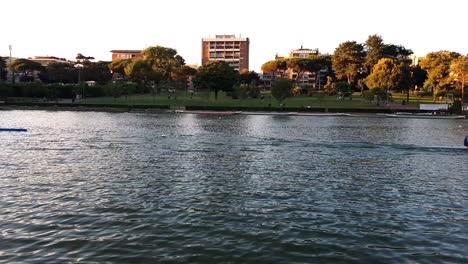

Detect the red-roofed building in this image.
[110,50,142,61]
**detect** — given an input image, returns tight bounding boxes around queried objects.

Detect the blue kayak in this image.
[0,128,28,132]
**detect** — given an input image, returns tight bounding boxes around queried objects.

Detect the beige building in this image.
[201,34,249,71]
[261,46,327,91]
[110,50,142,61]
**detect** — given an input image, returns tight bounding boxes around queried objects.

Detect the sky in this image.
[1,0,467,71]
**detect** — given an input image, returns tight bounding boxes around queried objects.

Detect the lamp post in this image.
[74,64,84,100]
[9,45,14,84]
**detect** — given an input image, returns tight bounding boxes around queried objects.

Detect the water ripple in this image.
[0,111,467,263]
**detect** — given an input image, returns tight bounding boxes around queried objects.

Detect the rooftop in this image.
[110,50,142,53]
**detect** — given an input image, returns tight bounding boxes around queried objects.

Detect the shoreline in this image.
[1,103,465,119]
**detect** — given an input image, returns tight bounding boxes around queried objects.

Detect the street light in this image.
[74,64,84,100]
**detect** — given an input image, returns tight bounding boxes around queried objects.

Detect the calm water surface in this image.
[1,110,467,263]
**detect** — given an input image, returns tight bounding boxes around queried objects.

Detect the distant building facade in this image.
[201,35,249,71]
[289,47,319,58]
[110,50,142,61]
[260,46,328,91]
[185,64,199,90]
[288,47,322,90]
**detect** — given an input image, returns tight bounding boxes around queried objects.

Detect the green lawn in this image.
[7,91,449,110]
[82,91,451,110]
[82,91,383,109]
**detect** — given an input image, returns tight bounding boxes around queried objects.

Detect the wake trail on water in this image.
[253,136,468,154]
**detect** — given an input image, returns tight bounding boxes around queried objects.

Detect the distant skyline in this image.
[1,0,467,71]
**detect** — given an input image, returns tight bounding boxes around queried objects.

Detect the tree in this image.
[365,58,411,92]
[76,53,94,63]
[83,61,112,84]
[332,41,366,85]
[261,59,288,77]
[8,59,44,82]
[141,46,185,80]
[411,65,427,90]
[271,77,293,104]
[193,61,237,99]
[419,51,460,96]
[450,55,468,100]
[334,82,352,98]
[38,62,77,84]
[383,44,413,62]
[125,59,162,86]
[239,69,260,85]
[394,61,412,102]
[108,59,132,77]
[364,35,413,75]
[364,34,386,74]
[0,57,7,82]
[171,65,198,90]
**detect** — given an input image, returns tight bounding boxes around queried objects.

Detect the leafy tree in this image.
[172,65,197,81]
[362,87,390,104]
[261,59,288,77]
[332,41,366,85]
[125,59,163,86]
[82,61,112,84]
[450,55,468,100]
[323,76,334,94]
[76,53,95,63]
[419,51,460,95]
[411,65,427,89]
[383,44,413,62]
[394,61,412,103]
[38,62,77,84]
[334,81,352,97]
[0,57,7,82]
[365,58,391,89]
[8,59,44,82]
[108,59,132,77]
[239,69,260,85]
[271,77,293,103]
[364,35,413,74]
[234,83,261,99]
[364,34,386,74]
[170,65,198,91]
[193,61,237,99]
[141,46,185,80]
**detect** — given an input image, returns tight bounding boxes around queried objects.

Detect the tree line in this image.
[261,34,467,102]
[1,35,467,103]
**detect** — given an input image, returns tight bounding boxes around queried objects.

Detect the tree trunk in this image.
[214,90,218,100]
[462,77,465,102]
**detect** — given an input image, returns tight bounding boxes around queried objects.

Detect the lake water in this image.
[1,110,467,263]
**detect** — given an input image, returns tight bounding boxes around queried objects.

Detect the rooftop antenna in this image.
[300,41,303,49]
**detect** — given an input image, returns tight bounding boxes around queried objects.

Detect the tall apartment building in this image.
[201,35,249,71]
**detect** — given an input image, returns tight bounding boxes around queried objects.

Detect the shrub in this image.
[271,78,293,103]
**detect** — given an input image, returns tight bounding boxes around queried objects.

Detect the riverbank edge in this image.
[0,102,405,114]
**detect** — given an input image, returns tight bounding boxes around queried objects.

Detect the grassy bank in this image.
[82,91,447,109]
[4,91,451,112]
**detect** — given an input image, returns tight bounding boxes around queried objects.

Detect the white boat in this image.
[292,112,351,117]
[385,114,465,119]
[238,112,292,116]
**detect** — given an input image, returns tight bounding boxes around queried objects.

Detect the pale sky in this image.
[1,0,467,71]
